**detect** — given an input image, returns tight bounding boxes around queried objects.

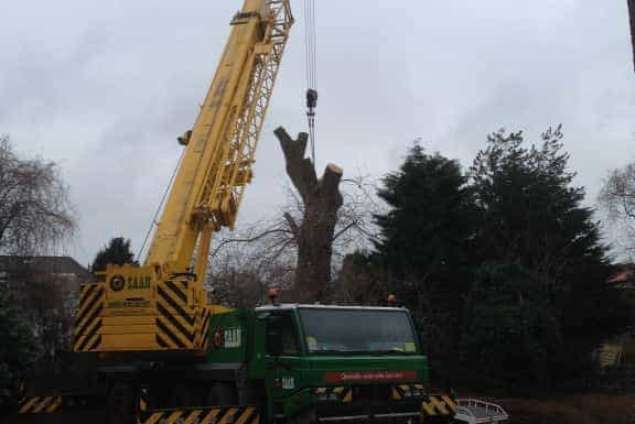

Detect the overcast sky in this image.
[1,0,634,265]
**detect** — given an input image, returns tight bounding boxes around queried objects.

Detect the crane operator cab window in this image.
[266,313,300,356]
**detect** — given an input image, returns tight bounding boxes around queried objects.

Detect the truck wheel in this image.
[107,382,136,424]
[289,408,317,424]
[206,382,238,406]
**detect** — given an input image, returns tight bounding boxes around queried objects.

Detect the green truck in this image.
[12,303,456,424]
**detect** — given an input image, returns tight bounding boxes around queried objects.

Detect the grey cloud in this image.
[1,0,634,263]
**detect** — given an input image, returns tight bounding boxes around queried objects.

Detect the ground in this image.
[495,395,635,423]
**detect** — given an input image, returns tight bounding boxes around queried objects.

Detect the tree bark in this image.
[274,127,343,303]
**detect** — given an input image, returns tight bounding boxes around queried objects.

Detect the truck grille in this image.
[314,384,422,422]
[352,384,392,402]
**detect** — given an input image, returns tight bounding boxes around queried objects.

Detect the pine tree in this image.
[372,143,477,380]
[467,126,629,387]
[92,237,137,272]
[460,263,563,391]
[374,144,476,281]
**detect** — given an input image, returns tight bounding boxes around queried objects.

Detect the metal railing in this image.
[454,398,509,424]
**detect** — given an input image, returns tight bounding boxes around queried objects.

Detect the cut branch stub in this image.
[320,163,344,209]
[274,127,317,200]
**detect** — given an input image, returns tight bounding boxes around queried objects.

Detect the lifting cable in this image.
[137,148,185,261]
[304,0,318,166]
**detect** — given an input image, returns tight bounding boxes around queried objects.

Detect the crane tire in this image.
[169,383,205,407]
[107,382,136,424]
[206,382,238,406]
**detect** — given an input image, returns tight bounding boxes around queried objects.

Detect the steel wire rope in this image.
[304,0,318,167]
[137,148,186,261]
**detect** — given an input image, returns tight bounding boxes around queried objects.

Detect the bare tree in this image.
[0,135,77,376]
[207,223,295,307]
[207,175,380,303]
[599,162,635,256]
[0,136,76,254]
[206,127,381,303]
[10,265,77,364]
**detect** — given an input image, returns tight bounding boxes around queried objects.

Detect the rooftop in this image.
[0,256,91,280]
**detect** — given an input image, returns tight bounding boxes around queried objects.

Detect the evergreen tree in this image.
[467,126,629,386]
[469,126,601,276]
[92,237,137,272]
[460,263,563,392]
[348,129,629,390]
[372,144,477,379]
[374,144,476,280]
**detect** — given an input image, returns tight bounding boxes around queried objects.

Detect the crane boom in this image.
[147,0,293,278]
[73,0,293,354]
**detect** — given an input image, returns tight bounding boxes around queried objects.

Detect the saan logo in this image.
[224,328,242,348]
[281,376,295,390]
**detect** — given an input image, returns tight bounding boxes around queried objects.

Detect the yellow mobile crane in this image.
[74,0,293,355]
[12,1,460,423]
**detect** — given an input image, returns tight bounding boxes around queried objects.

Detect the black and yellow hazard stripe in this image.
[18,396,63,414]
[391,383,426,400]
[140,406,259,424]
[73,283,104,352]
[313,386,352,403]
[195,307,212,350]
[421,394,456,419]
[155,280,197,350]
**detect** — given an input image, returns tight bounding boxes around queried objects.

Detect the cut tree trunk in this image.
[274,127,343,303]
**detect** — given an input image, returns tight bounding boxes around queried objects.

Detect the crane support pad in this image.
[18,396,63,414]
[421,394,457,418]
[139,406,259,424]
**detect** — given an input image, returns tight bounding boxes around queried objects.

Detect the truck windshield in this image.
[299,308,419,354]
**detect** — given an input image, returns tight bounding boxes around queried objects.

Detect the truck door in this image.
[264,312,304,420]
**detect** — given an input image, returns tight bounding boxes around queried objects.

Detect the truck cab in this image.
[208,304,453,423]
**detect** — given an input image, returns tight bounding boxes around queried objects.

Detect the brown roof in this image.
[0,256,91,280]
